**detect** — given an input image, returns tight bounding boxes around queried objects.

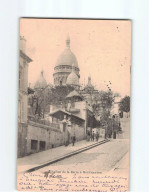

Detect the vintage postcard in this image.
[17,18,131,192]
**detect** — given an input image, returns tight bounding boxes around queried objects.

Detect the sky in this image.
[20,19,131,97]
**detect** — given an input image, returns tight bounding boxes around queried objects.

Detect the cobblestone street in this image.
[17,138,105,173]
[38,138,129,174]
[18,119,129,175]
[35,118,130,174]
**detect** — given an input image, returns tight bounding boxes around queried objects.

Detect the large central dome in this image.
[53,35,80,86]
[55,48,79,68]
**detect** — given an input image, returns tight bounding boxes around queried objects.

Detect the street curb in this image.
[25,139,110,173]
[110,151,129,172]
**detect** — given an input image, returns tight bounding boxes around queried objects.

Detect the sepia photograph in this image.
[17,18,131,192]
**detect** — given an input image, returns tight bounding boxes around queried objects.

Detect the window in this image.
[39,141,46,151]
[31,140,38,150]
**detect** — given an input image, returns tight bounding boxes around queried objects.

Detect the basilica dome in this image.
[34,70,47,89]
[53,36,80,86]
[55,48,79,68]
[55,36,79,68]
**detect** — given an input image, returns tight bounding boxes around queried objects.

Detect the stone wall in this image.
[26,121,63,155]
[71,123,85,141]
[18,119,86,157]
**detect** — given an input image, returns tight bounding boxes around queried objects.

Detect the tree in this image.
[28,84,53,118]
[91,90,114,127]
[119,96,130,113]
[100,110,110,126]
[32,85,76,118]
[100,91,114,110]
[93,90,121,133]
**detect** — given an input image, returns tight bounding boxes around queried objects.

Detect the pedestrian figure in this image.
[112,115,117,139]
[113,131,116,139]
[90,131,93,141]
[87,130,90,141]
[96,131,99,142]
[107,118,112,138]
[67,116,72,146]
[64,130,69,146]
[62,115,68,146]
[71,135,76,146]
[104,127,108,139]
[71,125,76,146]
[92,131,95,141]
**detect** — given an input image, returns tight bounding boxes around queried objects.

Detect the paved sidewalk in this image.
[113,152,129,172]
[17,138,105,173]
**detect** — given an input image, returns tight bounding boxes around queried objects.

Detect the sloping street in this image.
[38,138,129,174]
[36,118,130,174]
[17,118,130,192]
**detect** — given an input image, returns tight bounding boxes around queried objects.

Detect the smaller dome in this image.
[66,67,79,86]
[34,70,47,89]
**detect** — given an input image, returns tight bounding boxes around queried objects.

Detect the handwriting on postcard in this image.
[18,170,128,192]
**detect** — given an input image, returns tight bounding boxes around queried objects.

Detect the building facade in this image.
[18,36,32,157]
